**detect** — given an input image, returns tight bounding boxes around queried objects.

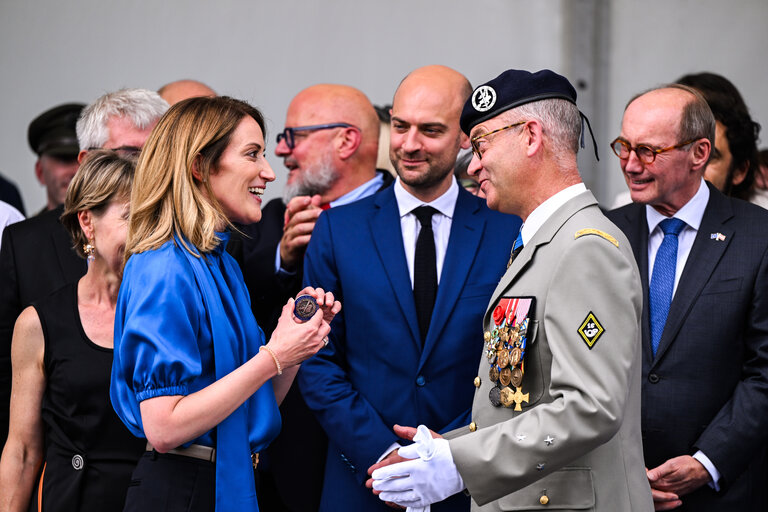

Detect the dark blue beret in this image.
[460,69,577,135]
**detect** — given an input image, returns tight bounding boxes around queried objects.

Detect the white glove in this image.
[372,425,464,509]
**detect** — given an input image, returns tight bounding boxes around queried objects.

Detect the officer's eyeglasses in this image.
[609,138,697,165]
[470,121,526,159]
[276,123,358,150]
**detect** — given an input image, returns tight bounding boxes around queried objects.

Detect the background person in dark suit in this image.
[298,65,521,511]
[0,88,168,450]
[237,83,392,512]
[607,84,768,511]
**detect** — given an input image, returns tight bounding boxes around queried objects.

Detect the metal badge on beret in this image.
[294,294,318,321]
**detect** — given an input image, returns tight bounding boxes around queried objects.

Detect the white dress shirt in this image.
[519,183,587,245]
[393,176,458,287]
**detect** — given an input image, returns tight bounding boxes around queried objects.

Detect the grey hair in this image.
[76,88,169,149]
[504,98,582,157]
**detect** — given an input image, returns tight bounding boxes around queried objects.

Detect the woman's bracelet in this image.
[259,345,282,375]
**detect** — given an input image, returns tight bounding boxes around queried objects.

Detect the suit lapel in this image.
[652,188,734,365]
[617,204,653,366]
[370,188,421,348]
[419,190,485,367]
[487,191,598,322]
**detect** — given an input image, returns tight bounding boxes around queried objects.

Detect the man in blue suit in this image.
[299,65,521,511]
[607,85,768,511]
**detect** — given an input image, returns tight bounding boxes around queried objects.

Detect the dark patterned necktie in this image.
[413,206,438,344]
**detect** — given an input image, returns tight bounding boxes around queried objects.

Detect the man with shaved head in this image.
[157,79,216,105]
[238,83,393,512]
[298,65,520,511]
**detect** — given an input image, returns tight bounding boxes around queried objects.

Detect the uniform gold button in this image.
[473,377,481,388]
[539,495,549,505]
[484,331,491,342]
[469,422,477,432]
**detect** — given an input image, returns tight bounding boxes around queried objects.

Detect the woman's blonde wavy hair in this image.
[124,96,265,264]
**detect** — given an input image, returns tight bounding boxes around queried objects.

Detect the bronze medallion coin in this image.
[499,367,512,387]
[497,349,510,369]
[500,386,514,407]
[510,347,522,367]
[489,366,500,382]
[511,367,523,388]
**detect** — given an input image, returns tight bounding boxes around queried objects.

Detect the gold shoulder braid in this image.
[574,228,619,248]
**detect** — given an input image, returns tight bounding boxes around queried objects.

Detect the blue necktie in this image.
[649,218,686,356]
[507,232,524,269]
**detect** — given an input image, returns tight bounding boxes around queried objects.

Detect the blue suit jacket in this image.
[607,183,768,511]
[299,185,520,511]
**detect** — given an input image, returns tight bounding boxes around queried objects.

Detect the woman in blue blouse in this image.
[111,96,340,512]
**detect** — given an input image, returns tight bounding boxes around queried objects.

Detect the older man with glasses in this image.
[606,85,768,511]
[236,83,392,512]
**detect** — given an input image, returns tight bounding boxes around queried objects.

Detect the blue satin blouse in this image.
[111,232,281,511]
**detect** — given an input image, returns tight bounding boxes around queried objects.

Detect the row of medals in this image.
[484,318,528,408]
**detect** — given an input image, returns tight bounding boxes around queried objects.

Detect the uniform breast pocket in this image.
[497,467,595,511]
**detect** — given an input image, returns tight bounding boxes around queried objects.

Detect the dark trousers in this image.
[123,451,215,512]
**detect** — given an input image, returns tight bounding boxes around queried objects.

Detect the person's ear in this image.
[77,210,94,240]
[690,138,711,172]
[337,127,362,160]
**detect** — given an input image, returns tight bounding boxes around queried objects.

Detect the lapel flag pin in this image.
[710,232,726,241]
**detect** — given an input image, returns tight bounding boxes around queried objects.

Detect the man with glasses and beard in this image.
[237,83,392,512]
[297,65,519,511]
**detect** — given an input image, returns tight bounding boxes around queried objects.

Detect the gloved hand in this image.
[372,427,464,508]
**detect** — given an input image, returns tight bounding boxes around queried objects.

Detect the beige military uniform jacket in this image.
[446,191,653,511]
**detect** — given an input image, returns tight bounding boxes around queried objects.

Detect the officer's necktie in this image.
[649,217,686,357]
[413,206,438,345]
[507,231,524,269]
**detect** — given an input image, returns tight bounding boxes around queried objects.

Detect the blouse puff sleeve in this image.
[111,244,207,439]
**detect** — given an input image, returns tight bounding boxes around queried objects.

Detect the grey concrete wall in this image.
[1,0,766,212]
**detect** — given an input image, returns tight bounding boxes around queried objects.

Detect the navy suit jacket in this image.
[607,183,768,511]
[299,185,520,511]
[0,206,86,447]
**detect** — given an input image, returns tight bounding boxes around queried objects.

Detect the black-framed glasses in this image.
[88,146,142,158]
[610,138,697,165]
[470,121,526,159]
[275,123,357,150]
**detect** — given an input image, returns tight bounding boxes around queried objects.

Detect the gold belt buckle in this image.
[251,452,259,469]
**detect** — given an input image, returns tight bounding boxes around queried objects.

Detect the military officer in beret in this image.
[370,69,653,511]
[27,103,84,214]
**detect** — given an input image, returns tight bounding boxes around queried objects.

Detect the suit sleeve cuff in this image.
[377,442,401,463]
[275,243,297,276]
[693,450,721,491]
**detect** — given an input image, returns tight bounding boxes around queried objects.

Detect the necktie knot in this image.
[413,206,438,227]
[659,217,685,237]
[513,232,524,253]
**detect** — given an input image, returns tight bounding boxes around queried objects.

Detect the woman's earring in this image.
[83,239,96,265]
